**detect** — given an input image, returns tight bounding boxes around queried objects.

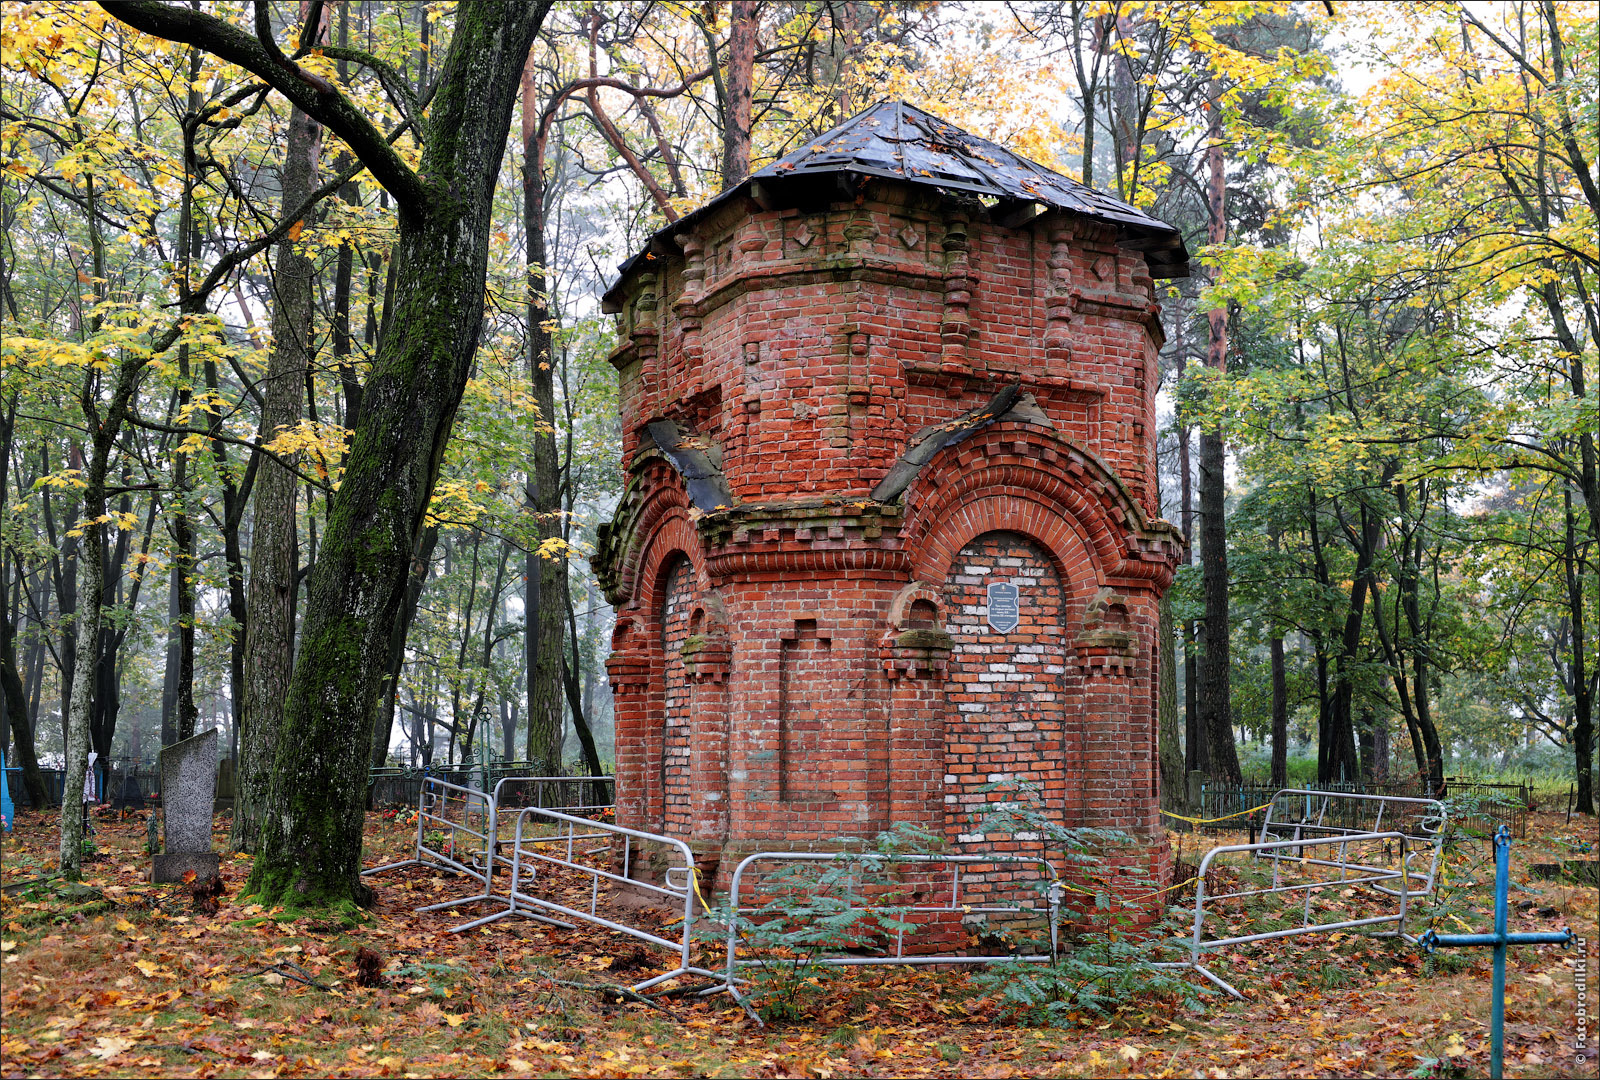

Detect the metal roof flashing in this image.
[601,100,1189,310]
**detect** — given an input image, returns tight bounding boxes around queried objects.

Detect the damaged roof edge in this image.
[644,419,734,513]
[871,383,1058,503]
[602,100,1189,310]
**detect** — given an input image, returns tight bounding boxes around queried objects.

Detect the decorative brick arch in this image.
[884,581,945,633]
[911,493,1104,603]
[634,508,710,617]
[901,425,1179,593]
[599,454,704,607]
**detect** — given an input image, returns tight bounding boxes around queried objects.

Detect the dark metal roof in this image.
[603,100,1189,308]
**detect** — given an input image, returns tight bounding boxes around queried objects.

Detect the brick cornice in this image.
[687,257,947,321]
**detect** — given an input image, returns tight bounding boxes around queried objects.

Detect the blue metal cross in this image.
[1420,825,1574,1079]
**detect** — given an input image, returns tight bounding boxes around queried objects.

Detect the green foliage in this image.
[974,937,1201,1027]
[966,784,1201,1025]
[701,823,938,1023]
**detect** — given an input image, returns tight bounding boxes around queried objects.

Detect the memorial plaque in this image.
[986,581,1020,633]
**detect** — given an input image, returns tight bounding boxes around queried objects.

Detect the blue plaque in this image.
[986,581,1020,633]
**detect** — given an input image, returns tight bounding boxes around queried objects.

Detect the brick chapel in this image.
[594,102,1188,890]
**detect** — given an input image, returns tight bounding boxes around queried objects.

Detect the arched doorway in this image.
[658,557,695,833]
[941,531,1072,843]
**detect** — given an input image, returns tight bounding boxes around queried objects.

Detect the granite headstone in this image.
[153,728,219,882]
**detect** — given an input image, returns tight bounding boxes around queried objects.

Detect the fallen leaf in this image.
[89,1036,132,1060]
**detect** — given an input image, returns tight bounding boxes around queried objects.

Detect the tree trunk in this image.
[520,57,566,771]
[0,402,48,807]
[219,1,552,905]
[59,357,145,872]
[1178,383,1205,776]
[1325,569,1368,784]
[1157,591,1183,799]
[371,526,437,771]
[159,561,179,747]
[167,45,207,749]
[1566,489,1595,814]
[1197,79,1238,785]
[720,0,756,189]
[1269,630,1287,790]
[234,13,326,851]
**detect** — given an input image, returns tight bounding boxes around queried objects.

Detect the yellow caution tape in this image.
[1159,801,1275,826]
[691,866,715,914]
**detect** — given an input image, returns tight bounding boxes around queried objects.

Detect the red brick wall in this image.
[600,176,1180,912]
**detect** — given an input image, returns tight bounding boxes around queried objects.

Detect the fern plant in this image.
[965,782,1202,1024]
[700,823,938,1023]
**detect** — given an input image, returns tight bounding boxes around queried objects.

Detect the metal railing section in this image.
[360,776,558,933]
[1155,831,1412,999]
[711,851,1064,1002]
[505,806,724,993]
[1257,788,1445,897]
[362,774,613,934]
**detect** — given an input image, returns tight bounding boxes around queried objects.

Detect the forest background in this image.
[1,0,1594,881]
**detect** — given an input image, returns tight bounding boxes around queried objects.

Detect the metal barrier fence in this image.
[1181,776,1526,838]
[362,774,611,933]
[716,851,1063,998]
[1258,789,1446,897]
[1156,831,1413,999]
[491,774,613,819]
[363,777,512,932]
[505,805,723,993]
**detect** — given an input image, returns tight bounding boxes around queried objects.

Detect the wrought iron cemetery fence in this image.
[367,763,613,811]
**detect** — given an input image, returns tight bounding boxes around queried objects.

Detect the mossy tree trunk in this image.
[99,0,554,906]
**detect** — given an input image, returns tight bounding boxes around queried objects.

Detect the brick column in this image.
[882,629,952,832]
[683,633,732,844]
[605,626,653,832]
